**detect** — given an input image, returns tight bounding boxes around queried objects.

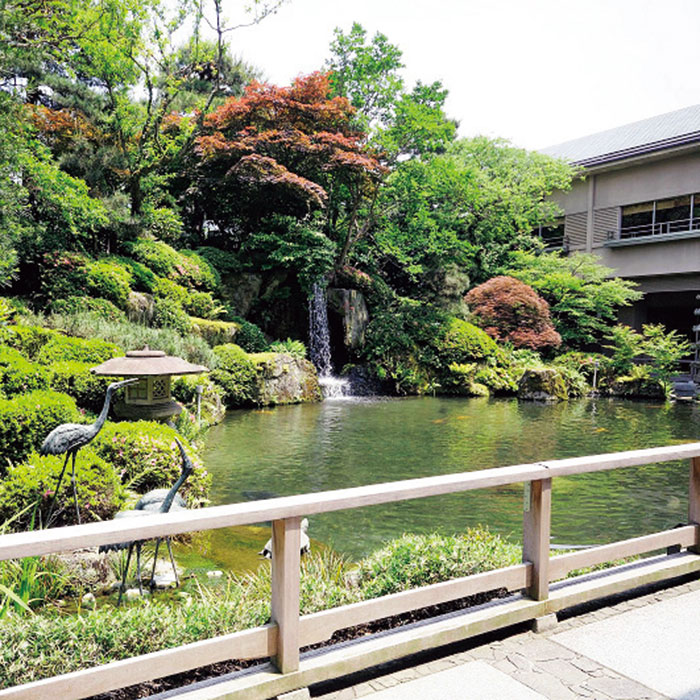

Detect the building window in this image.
[537,219,566,249]
[620,195,695,239]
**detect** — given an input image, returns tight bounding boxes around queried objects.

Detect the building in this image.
[540,104,700,335]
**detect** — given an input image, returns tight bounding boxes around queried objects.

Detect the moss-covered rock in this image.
[608,377,665,399]
[517,368,568,402]
[251,352,322,405]
[190,317,240,347]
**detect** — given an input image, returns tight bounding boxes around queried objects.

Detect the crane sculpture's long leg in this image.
[166,538,179,587]
[70,450,80,525]
[150,538,162,589]
[45,451,71,527]
[136,542,143,596]
[118,543,134,607]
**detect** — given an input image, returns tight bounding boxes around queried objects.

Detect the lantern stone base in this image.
[113,399,182,422]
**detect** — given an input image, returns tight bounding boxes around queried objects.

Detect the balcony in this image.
[606,216,700,248]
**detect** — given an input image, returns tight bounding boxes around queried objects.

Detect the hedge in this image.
[47,361,113,413]
[35,335,122,365]
[0,390,81,468]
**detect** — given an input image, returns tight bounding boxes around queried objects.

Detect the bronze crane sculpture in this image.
[41,378,138,526]
[100,438,194,606]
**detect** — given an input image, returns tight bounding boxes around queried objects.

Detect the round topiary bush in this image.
[91,421,210,507]
[211,343,260,405]
[0,346,50,396]
[5,325,60,359]
[0,448,123,529]
[153,299,192,336]
[432,317,499,366]
[229,318,268,353]
[85,260,132,308]
[35,335,122,365]
[0,390,81,468]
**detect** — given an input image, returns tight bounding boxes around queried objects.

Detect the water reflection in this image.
[197,397,700,569]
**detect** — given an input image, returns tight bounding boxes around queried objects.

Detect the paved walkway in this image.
[313,576,700,700]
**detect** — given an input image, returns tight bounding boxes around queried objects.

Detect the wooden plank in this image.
[689,458,700,554]
[3,442,700,562]
[522,478,551,600]
[164,553,700,700]
[542,442,700,478]
[548,525,698,580]
[0,625,276,700]
[270,518,301,674]
[299,563,531,646]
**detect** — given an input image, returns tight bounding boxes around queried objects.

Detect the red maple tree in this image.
[195,71,386,231]
[465,276,562,351]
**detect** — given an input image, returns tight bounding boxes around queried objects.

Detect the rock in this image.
[251,352,322,405]
[342,364,391,396]
[206,570,224,578]
[609,377,665,399]
[125,588,144,600]
[518,368,568,402]
[220,272,263,318]
[81,592,96,608]
[126,291,155,324]
[190,317,239,346]
[328,288,370,352]
[151,574,177,589]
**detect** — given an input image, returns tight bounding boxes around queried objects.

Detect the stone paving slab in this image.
[338,661,547,700]
[552,588,700,699]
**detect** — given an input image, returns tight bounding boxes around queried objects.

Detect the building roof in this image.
[540,104,700,167]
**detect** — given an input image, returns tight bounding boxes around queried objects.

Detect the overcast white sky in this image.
[218,0,700,151]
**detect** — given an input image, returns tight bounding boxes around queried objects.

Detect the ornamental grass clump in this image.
[355,529,520,598]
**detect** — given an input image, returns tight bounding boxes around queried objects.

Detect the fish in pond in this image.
[242,490,278,501]
[431,418,447,424]
[593,427,608,433]
[456,416,469,420]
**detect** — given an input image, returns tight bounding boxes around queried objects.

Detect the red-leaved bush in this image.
[465,276,561,351]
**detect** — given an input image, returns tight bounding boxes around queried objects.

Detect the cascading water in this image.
[309,281,350,398]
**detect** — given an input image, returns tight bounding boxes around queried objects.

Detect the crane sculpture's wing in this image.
[40,423,91,456]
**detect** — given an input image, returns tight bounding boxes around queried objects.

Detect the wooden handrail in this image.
[2,442,699,561]
[2,440,700,698]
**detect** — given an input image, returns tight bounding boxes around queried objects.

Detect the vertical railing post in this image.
[270,516,301,673]
[522,478,552,600]
[689,458,700,554]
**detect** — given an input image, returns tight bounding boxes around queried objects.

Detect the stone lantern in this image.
[90,347,208,421]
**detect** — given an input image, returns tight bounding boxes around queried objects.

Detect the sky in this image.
[217,0,700,151]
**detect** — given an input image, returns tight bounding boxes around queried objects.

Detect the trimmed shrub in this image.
[465,276,562,351]
[184,291,223,320]
[230,317,268,353]
[49,297,126,323]
[0,390,81,468]
[179,250,218,291]
[153,300,192,336]
[107,256,157,293]
[0,346,50,396]
[195,246,240,280]
[85,260,132,308]
[127,241,217,291]
[268,338,307,359]
[91,422,210,507]
[0,448,123,529]
[152,277,189,306]
[356,529,520,598]
[432,317,498,366]
[5,325,59,359]
[35,335,122,365]
[47,361,112,413]
[211,343,260,406]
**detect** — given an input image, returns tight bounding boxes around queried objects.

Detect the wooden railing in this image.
[2,442,700,698]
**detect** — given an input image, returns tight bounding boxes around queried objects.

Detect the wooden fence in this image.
[2,442,700,699]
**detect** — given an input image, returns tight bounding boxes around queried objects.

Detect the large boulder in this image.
[251,352,322,405]
[220,272,263,317]
[517,368,567,402]
[126,291,155,324]
[328,288,370,352]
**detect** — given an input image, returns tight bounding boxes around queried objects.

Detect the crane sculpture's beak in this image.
[174,437,194,473]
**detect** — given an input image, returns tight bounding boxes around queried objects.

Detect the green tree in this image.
[504,251,642,348]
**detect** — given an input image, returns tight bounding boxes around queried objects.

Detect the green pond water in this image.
[178,396,700,573]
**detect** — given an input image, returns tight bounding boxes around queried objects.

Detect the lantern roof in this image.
[90,346,208,377]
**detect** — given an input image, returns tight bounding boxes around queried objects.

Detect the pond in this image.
[179,396,700,573]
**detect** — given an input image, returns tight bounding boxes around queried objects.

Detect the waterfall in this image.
[309,281,350,398]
